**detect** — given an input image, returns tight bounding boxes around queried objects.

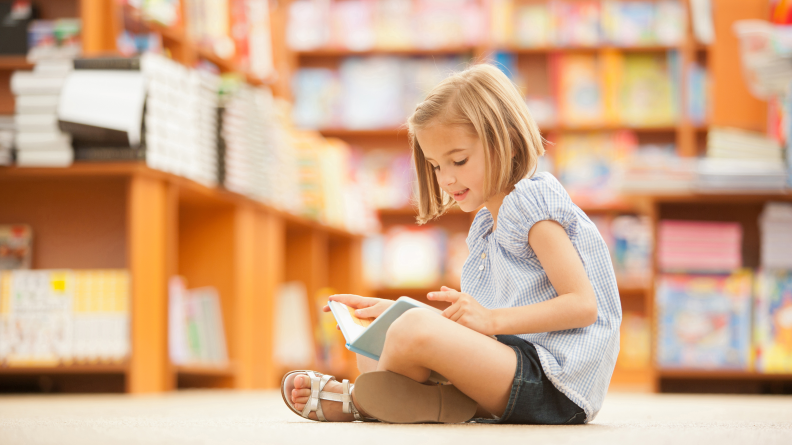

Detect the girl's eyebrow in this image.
[425,148,466,162]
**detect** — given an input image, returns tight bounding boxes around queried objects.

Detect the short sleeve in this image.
[494,173,580,259]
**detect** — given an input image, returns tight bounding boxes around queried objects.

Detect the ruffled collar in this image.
[466,207,494,248]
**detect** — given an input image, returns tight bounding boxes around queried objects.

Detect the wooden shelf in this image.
[659,370,792,381]
[0,162,360,239]
[0,56,33,71]
[174,364,236,377]
[0,364,127,374]
[296,47,478,57]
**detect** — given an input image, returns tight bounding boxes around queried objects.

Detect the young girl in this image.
[281,63,621,425]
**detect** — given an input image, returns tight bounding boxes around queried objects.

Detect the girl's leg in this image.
[357,354,378,373]
[377,308,516,417]
[290,308,516,421]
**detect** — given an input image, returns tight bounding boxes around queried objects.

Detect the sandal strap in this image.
[302,371,334,421]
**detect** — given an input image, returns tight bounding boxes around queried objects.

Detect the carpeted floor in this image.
[0,390,790,445]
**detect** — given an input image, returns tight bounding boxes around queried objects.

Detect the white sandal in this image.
[281,370,377,422]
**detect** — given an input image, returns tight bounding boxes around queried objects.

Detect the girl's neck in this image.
[484,192,507,232]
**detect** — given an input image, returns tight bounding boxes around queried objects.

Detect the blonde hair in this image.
[407,63,545,224]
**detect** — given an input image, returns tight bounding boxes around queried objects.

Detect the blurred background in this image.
[0,0,790,398]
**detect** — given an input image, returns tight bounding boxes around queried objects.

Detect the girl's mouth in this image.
[452,189,469,202]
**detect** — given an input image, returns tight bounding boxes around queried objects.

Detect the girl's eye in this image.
[432,164,440,171]
[453,158,468,167]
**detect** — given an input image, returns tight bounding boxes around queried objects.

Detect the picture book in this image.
[329,296,441,361]
[656,271,752,370]
[555,54,603,126]
[754,269,792,373]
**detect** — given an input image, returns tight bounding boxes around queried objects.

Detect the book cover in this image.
[329,296,442,361]
[556,54,603,126]
[657,271,753,370]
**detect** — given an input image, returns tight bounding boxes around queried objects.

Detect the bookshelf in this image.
[0,162,364,392]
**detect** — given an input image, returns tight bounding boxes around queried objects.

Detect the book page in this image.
[328,301,370,342]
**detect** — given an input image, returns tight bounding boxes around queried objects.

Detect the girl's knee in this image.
[384,308,435,352]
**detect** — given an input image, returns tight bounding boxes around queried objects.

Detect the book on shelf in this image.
[287,0,482,52]
[617,144,697,193]
[10,19,80,168]
[658,220,743,273]
[617,311,651,370]
[555,131,637,206]
[0,269,130,366]
[760,202,792,270]
[168,276,228,366]
[57,69,147,148]
[313,287,348,372]
[0,225,32,270]
[754,269,792,373]
[656,270,753,370]
[690,0,715,45]
[589,215,651,286]
[273,281,315,368]
[0,116,15,166]
[364,225,461,290]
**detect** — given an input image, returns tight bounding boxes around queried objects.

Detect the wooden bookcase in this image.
[0,163,364,392]
[0,0,362,393]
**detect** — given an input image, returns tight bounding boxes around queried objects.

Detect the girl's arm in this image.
[429,220,598,335]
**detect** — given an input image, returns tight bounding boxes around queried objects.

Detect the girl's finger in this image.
[442,301,461,319]
[329,294,376,308]
[440,286,458,292]
[428,291,460,302]
[322,305,331,312]
[450,309,465,322]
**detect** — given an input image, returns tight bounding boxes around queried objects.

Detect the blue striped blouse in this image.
[461,172,622,422]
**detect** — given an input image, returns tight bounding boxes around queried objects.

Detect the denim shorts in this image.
[472,335,586,425]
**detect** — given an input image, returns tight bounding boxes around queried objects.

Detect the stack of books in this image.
[168,277,228,367]
[10,20,81,167]
[0,269,130,366]
[697,127,788,192]
[144,54,221,187]
[0,116,13,166]
[759,202,792,269]
[656,270,753,370]
[658,220,743,273]
[617,144,697,193]
[222,84,302,212]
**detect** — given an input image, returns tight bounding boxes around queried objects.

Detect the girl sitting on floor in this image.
[281,63,621,425]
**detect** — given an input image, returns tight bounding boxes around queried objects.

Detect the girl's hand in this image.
[428,286,497,335]
[324,294,395,320]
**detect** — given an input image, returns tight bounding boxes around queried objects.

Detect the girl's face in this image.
[415,123,487,213]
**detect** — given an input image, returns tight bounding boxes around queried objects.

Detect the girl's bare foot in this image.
[290,374,370,422]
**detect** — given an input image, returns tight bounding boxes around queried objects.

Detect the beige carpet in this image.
[0,390,790,445]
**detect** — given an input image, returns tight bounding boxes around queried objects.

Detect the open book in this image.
[328,296,442,361]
